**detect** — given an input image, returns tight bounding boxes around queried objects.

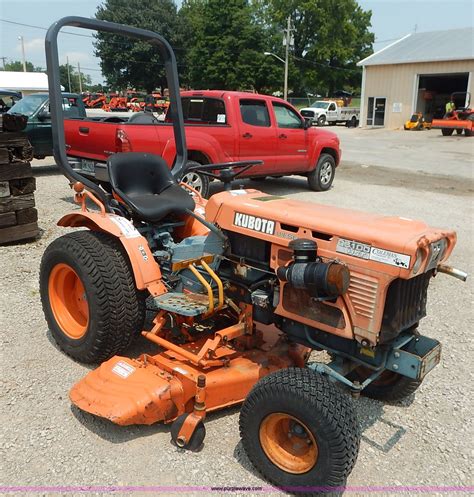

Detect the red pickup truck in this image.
[66,90,341,196]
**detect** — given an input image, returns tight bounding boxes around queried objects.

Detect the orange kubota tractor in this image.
[431,92,474,136]
[41,18,467,494]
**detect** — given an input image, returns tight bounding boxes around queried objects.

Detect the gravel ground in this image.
[1,143,473,497]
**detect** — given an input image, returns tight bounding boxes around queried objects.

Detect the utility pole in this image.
[77,62,83,93]
[283,15,294,101]
[18,36,26,72]
[0,57,7,70]
[66,56,72,92]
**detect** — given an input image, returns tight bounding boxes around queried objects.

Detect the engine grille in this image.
[347,272,378,319]
[300,110,315,117]
[380,271,432,343]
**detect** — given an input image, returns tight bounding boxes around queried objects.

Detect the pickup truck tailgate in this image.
[65,119,118,160]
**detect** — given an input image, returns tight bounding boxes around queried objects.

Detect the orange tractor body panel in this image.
[58,210,167,296]
[205,190,456,344]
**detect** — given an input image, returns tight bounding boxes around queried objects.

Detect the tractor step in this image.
[153,292,210,316]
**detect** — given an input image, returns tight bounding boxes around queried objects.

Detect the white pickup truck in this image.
[300,100,360,127]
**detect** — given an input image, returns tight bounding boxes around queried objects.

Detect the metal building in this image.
[358,27,474,128]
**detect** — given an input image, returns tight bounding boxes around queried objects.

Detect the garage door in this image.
[415,73,469,121]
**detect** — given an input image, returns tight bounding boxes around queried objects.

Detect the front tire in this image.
[239,368,360,495]
[181,161,210,198]
[441,128,454,136]
[317,115,326,126]
[349,368,422,402]
[308,153,336,192]
[40,231,145,364]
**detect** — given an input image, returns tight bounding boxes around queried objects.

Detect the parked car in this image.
[7,92,86,159]
[66,90,342,196]
[0,89,22,113]
[300,100,359,127]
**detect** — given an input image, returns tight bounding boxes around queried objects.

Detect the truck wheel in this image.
[239,368,360,493]
[346,116,358,129]
[317,115,326,126]
[308,153,335,192]
[349,367,422,402]
[181,161,210,198]
[456,129,463,135]
[465,128,473,136]
[441,128,454,136]
[40,231,145,364]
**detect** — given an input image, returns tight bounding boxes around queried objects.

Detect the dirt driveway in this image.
[1,137,473,496]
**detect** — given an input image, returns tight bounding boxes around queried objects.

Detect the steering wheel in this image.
[186,160,263,191]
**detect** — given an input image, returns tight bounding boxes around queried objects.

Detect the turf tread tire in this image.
[239,368,360,495]
[40,231,145,363]
[361,374,421,402]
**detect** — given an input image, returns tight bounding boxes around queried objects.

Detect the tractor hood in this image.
[205,190,456,276]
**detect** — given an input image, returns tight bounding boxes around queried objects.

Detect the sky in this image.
[0,0,473,85]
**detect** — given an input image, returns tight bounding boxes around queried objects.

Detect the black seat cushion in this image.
[107,152,195,223]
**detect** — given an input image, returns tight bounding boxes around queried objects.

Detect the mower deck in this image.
[70,326,309,426]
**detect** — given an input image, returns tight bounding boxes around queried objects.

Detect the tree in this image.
[59,64,93,93]
[258,0,374,96]
[179,0,282,92]
[94,0,182,92]
[4,60,42,72]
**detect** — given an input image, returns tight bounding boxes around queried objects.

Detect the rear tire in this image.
[181,161,210,198]
[239,368,360,495]
[40,231,145,364]
[465,128,473,136]
[308,153,336,192]
[347,116,357,128]
[441,128,454,136]
[456,129,463,135]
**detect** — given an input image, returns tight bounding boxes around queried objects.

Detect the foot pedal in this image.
[153,292,209,317]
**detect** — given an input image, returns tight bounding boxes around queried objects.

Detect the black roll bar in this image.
[45,16,187,207]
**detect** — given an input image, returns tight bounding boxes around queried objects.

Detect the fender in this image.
[161,131,229,166]
[58,211,167,296]
[309,134,341,169]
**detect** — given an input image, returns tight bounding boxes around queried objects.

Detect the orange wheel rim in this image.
[48,263,89,339]
[259,412,318,474]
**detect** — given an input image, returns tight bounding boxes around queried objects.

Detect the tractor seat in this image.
[107,152,195,223]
